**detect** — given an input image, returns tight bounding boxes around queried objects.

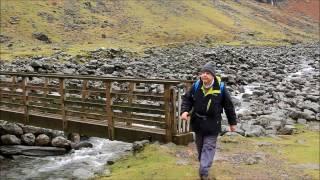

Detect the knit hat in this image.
[200,62,215,75]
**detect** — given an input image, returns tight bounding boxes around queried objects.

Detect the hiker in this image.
[180,62,237,180]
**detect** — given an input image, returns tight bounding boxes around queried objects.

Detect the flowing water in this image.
[0,137,132,180]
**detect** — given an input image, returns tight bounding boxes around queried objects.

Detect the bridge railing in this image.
[0,72,193,143]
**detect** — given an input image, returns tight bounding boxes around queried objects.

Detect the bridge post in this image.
[126,82,134,126]
[105,81,114,140]
[59,78,67,130]
[81,80,88,120]
[22,77,29,124]
[164,84,172,142]
[44,77,49,97]
[170,87,177,136]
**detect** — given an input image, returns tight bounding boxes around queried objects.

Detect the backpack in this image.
[192,78,224,97]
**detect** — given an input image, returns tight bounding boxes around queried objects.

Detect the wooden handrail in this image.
[0,72,192,84]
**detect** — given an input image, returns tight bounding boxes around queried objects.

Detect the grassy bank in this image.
[97,125,319,180]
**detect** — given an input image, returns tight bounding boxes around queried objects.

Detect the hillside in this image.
[0,0,319,60]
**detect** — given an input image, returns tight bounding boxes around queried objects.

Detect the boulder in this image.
[0,123,23,136]
[35,134,50,146]
[71,142,93,150]
[1,134,21,145]
[69,133,81,143]
[51,136,71,148]
[242,124,266,137]
[132,140,150,153]
[21,133,36,145]
[22,125,41,134]
[32,32,51,43]
[277,125,295,135]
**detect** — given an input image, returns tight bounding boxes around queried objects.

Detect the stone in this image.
[245,157,259,165]
[30,60,43,69]
[0,123,23,136]
[100,64,115,74]
[297,118,307,124]
[35,134,50,146]
[244,125,266,137]
[223,132,243,137]
[71,142,93,150]
[0,145,67,156]
[1,134,21,145]
[132,140,149,153]
[22,125,46,135]
[21,133,36,145]
[302,101,320,113]
[277,125,295,135]
[51,136,71,148]
[32,32,51,43]
[69,133,81,143]
[62,68,76,74]
[72,168,95,180]
[303,109,315,120]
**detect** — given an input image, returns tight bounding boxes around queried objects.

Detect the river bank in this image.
[97,125,319,180]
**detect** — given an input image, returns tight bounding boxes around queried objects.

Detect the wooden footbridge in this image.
[0,72,193,145]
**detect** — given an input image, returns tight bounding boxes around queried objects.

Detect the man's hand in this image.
[181,112,189,121]
[229,125,237,132]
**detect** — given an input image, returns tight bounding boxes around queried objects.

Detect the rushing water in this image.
[0,137,132,180]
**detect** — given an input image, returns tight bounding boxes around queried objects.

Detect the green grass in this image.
[99,144,198,180]
[96,125,320,180]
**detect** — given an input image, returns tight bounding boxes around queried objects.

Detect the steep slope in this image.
[0,0,318,60]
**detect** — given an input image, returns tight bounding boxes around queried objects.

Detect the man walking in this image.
[180,62,237,180]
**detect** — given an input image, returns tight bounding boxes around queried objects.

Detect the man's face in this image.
[200,71,214,85]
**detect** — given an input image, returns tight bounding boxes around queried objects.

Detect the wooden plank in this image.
[170,87,177,135]
[44,78,49,97]
[81,80,88,120]
[114,112,165,122]
[126,82,134,126]
[0,93,24,100]
[111,90,164,97]
[113,116,166,127]
[65,106,106,115]
[12,76,16,93]
[22,77,29,124]
[66,97,105,104]
[105,81,114,140]
[0,80,2,106]
[113,102,164,109]
[0,101,24,107]
[0,72,184,84]
[111,105,165,114]
[65,109,107,120]
[164,84,172,142]
[65,100,105,107]
[28,93,61,99]
[28,101,61,109]
[28,105,61,113]
[28,95,61,103]
[59,78,67,130]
